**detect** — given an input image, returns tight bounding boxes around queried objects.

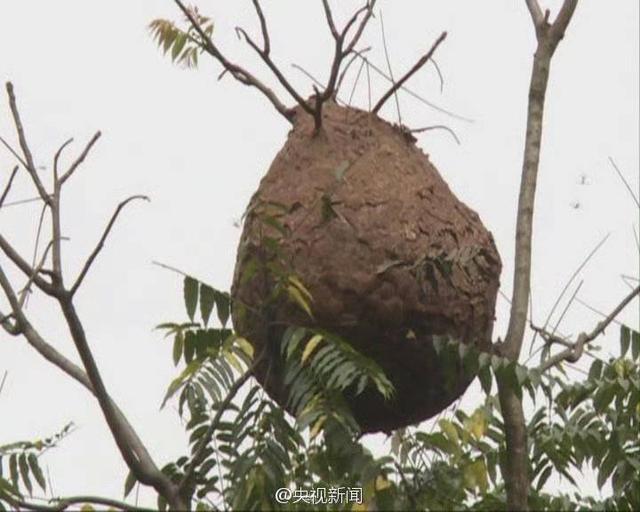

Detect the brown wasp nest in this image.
[231,100,501,433]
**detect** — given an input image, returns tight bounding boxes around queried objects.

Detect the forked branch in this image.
[173,0,296,123]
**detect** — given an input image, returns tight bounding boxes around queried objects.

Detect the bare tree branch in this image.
[235,26,314,115]
[537,285,640,372]
[372,32,447,115]
[173,0,295,124]
[70,195,149,296]
[60,132,102,185]
[0,234,56,296]
[251,0,271,55]
[497,2,580,510]
[351,49,474,122]
[0,166,19,208]
[411,124,461,145]
[5,83,51,205]
[525,0,545,29]
[0,492,146,512]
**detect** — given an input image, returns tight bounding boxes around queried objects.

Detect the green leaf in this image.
[184,277,199,321]
[632,328,640,361]
[171,32,187,61]
[215,292,230,326]
[124,470,136,498]
[478,365,492,395]
[8,456,17,489]
[620,325,631,358]
[588,359,603,381]
[26,455,45,492]
[172,331,184,366]
[536,464,552,491]
[199,285,216,327]
[18,455,31,495]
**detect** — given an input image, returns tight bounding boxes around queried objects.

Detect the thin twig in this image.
[538,285,640,372]
[70,195,149,295]
[608,157,640,209]
[550,279,583,336]
[529,232,610,355]
[351,49,474,122]
[373,31,448,115]
[378,13,402,123]
[575,297,624,327]
[431,59,444,93]
[251,0,270,55]
[411,124,461,145]
[0,166,19,208]
[5,82,51,204]
[335,46,371,99]
[60,132,101,185]
[0,234,56,296]
[0,370,7,397]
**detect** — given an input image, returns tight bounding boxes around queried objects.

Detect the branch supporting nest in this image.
[173,0,295,124]
[373,31,447,114]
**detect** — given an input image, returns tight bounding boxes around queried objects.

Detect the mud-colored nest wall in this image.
[231,101,501,434]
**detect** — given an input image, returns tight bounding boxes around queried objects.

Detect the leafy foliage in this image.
[0,423,73,507]
[149,7,213,68]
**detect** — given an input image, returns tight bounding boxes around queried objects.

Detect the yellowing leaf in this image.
[288,275,313,303]
[287,284,314,319]
[234,337,255,358]
[375,475,391,491]
[466,408,487,441]
[438,419,459,444]
[310,415,327,439]
[352,503,368,511]
[301,334,323,364]
[223,350,244,373]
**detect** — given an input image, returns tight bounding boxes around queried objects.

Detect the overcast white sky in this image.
[1,0,638,507]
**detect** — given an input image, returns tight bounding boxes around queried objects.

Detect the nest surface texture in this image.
[232,101,501,433]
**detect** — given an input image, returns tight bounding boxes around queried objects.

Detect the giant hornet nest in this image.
[231,101,501,433]
[174,0,501,433]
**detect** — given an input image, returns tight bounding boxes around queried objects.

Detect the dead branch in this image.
[0,166,19,208]
[173,0,296,124]
[373,31,447,115]
[537,285,639,372]
[70,195,149,296]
